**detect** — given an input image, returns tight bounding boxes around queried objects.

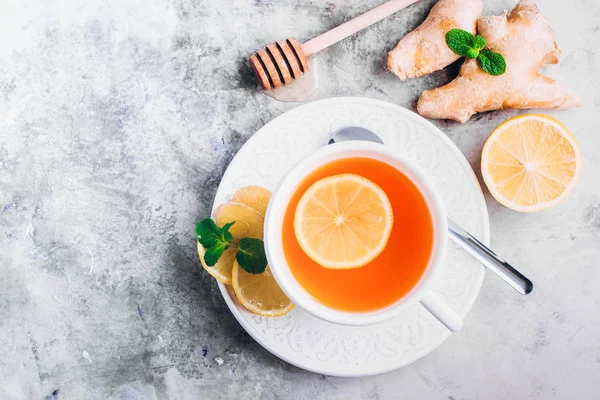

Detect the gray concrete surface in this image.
[1,0,599,399]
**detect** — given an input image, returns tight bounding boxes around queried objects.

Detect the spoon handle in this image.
[447,219,533,295]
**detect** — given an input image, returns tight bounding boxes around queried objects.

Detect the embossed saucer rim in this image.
[211,97,490,377]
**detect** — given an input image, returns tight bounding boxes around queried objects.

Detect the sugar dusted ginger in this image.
[417,0,581,123]
[388,0,483,80]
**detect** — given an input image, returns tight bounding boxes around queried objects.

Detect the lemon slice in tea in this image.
[294,173,393,269]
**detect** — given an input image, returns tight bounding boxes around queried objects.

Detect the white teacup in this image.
[264,141,462,332]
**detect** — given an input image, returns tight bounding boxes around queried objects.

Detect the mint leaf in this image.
[478,50,506,76]
[473,35,486,51]
[204,241,230,266]
[221,221,235,243]
[236,238,267,274]
[196,218,235,248]
[445,29,479,59]
[196,219,222,248]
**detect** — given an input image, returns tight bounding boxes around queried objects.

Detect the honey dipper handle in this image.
[301,0,420,56]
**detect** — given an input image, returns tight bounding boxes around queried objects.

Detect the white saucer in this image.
[213,97,489,377]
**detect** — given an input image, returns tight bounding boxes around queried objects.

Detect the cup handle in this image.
[419,291,463,332]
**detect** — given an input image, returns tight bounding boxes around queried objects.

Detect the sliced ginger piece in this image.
[199,199,266,284]
[214,202,264,242]
[388,0,482,80]
[417,0,581,123]
[231,186,272,216]
[197,242,236,285]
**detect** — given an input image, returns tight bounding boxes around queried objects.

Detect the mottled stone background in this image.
[1,0,599,399]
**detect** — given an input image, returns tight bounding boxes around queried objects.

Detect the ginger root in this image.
[388,0,482,81]
[417,0,581,123]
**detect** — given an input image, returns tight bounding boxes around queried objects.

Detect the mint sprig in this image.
[196,219,233,248]
[445,29,506,76]
[196,218,267,274]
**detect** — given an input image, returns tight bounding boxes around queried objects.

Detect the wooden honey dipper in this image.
[250,0,420,90]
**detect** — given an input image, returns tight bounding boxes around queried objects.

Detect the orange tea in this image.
[282,157,434,312]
